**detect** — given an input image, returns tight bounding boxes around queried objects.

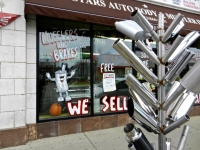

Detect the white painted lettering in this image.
[110,63,114,72]
[56,31,61,42]
[110,96,116,111]
[123,97,128,110]
[183,17,190,23]
[67,100,82,115]
[151,10,157,17]
[100,0,106,7]
[72,0,84,2]
[59,49,64,60]
[102,96,109,112]
[52,47,78,62]
[114,3,122,10]
[100,63,104,73]
[104,63,108,72]
[196,20,200,24]
[100,63,114,73]
[41,32,49,45]
[165,13,175,19]
[101,96,128,112]
[82,99,89,114]
[188,18,198,24]
[93,0,99,6]
[53,50,60,62]
[56,41,67,49]
[116,97,123,111]
[140,8,148,15]
[72,47,78,57]
[86,0,93,5]
[126,5,134,12]
[120,4,127,11]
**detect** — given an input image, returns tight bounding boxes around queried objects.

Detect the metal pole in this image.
[177,125,190,150]
[157,13,167,150]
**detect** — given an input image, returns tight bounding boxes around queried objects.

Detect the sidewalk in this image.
[2,116,200,150]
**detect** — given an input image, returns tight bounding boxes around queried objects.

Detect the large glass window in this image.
[186,39,200,105]
[38,17,91,120]
[92,24,132,114]
[134,48,156,94]
[37,16,161,120]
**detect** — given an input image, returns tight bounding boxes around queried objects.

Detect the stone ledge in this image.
[0,127,27,149]
[188,105,200,116]
[0,113,129,148]
[1,109,199,149]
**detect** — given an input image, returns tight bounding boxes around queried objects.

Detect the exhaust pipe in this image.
[163,115,190,135]
[162,83,185,110]
[130,10,159,42]
[163,60,200,110]
[162,35,184,64]
[133,101,159,132]
[129,88,157,118]
[126,74,159,109]
[168,92,196,121]
[124,123,154,150]
[127,97,159,134]
[113,39,159,86]
[136,40,160,65]
[164,49,195,83]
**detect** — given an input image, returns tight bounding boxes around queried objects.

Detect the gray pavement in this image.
[2,116,200,150]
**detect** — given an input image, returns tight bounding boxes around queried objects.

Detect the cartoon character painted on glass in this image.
[46,63,76,102]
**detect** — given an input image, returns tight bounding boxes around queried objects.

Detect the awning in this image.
[25,0,200,34]
[0,12,20,27]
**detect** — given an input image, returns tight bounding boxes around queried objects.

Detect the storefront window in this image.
[188,46,200,105]
[92,25,132,114]
[135,49,156,94]
[37,17,162,120]
[38,17,91,120]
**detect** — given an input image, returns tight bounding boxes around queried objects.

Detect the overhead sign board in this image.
[25,0,200,34]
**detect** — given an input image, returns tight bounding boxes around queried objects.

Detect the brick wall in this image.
[0,0,27,129]
[26,14,37,124]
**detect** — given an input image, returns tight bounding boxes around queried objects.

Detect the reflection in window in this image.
[38,17,91,120]
[92,24,132,114]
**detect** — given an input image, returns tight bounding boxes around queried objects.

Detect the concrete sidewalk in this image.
[2,116,200,150]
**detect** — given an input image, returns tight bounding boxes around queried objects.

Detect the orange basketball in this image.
[49,103,62,116]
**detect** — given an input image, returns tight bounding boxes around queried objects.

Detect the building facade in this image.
[0,0,200,148]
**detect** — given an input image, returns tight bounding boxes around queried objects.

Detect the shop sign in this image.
[103,72,116,92]
[40,28,89,62]
[70,0,200,27]
[100,63,116,92]
[152,0,200,11]
[66,99,90,116]
[101,95,128,112]
[40,30,80,62]
[52,48,78,62]
[26,0,200,33]
[0,12,19,27]
[65,96,128,116]
[100,63,114,73]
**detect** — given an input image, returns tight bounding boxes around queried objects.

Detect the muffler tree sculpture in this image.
[113,10,200,150]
